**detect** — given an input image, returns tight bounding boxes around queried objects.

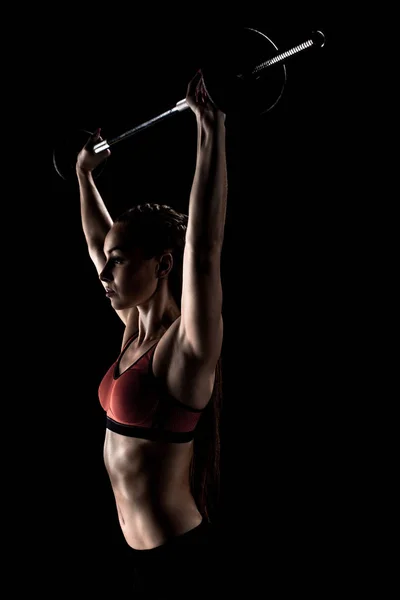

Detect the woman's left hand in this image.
[185,70,226,126]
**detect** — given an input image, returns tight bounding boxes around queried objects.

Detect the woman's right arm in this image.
[76,129,138,329]
[76,129,112,274]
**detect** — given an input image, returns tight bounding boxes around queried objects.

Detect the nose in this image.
[99,265,112,283]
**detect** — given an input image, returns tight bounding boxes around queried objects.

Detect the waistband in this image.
[128,519,213,560]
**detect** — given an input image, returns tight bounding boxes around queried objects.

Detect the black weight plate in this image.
[201,27,286,115]
[53,129,107,181]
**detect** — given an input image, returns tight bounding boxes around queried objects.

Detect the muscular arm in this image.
[76,135,136,327]
[180,77,227,363]
[77,167,113,272]
[186,114,227,249]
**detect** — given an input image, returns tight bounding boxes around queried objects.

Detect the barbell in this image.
[53,26,325,180]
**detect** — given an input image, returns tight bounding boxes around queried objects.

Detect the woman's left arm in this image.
[180,71,227,364]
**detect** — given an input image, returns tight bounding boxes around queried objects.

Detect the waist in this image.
[115,490,202,550]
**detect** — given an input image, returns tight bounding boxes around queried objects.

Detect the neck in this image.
[134,281,180,344]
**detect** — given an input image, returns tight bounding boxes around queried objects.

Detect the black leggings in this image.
[126,519,220,597]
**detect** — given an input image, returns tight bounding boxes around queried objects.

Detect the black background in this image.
[35,8,354,595]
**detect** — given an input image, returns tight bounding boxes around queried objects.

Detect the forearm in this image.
[186,114,227,250]
[76,167,113,250]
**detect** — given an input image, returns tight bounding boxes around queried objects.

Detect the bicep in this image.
[180,245,223,364]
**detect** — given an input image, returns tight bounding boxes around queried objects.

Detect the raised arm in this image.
[76,130,136,327]
[180,71,227,365]
[76,129,113,273]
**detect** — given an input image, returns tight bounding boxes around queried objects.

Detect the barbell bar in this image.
[93,28,325,154]
[53,27,325,180]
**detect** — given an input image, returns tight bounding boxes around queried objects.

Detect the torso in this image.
[102,318,212,550]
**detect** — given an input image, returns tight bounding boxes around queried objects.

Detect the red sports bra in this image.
[98,332,204,442]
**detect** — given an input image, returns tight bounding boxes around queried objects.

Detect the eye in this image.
[110,257,124,265]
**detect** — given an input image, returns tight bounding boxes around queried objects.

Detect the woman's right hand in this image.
[76,128,111,174]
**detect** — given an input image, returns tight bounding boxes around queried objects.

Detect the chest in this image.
[116,342,157,377]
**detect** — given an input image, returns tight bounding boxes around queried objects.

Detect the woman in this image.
[75,70,227,595]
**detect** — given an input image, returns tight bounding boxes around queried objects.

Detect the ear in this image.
[156,252,173,279]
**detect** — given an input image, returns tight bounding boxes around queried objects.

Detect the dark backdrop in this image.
[40,10,349,595]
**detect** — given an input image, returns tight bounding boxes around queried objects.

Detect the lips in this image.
[105,287,116,296]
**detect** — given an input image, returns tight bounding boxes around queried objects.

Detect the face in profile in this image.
[99,222,160,310]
